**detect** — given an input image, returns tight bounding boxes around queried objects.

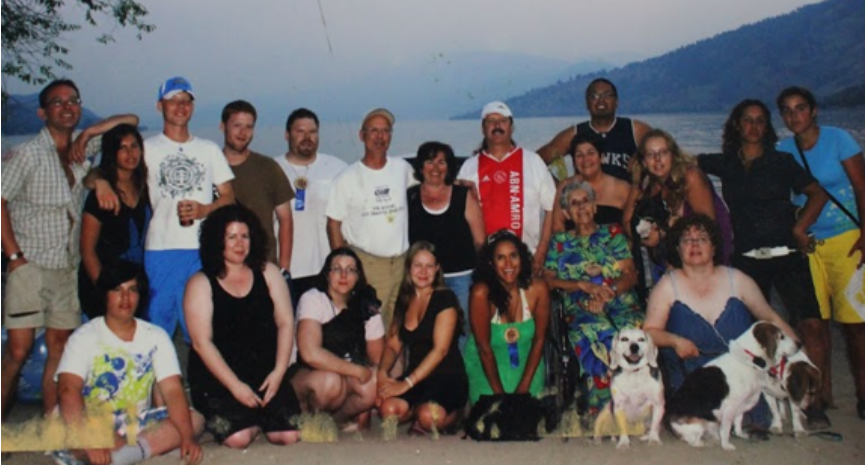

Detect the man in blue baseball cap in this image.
[94,76,236,341]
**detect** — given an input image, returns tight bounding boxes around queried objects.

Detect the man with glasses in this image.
[1,79,138,421]
[457,101,556,273]
[326,108,414,327]
[538,78,651,182]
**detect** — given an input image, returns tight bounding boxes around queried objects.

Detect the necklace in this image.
[737,149,761,165]
[286,159,311,190]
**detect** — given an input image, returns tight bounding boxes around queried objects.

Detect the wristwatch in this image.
[8,251,24,261]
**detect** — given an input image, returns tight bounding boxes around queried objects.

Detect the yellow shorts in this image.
[808,229,864,323]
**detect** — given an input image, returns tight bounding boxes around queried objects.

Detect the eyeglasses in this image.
[484,117,511,126]
[45,98,82,108]
[588,92,616,101]
[568,198,594,209]
[643,148,671,160]
[363,128,392,136]
[329,266,359,276]
[679,236,711,246]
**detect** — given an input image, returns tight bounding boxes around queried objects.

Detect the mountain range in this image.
[463,0,864,118]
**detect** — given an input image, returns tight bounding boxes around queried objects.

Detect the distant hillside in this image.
[460,0,863,118]
[2,93,103,135]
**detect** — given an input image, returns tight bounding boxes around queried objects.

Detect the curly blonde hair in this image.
[631,128,696,215]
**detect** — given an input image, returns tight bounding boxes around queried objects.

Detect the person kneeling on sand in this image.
[54,261,203,465]
[289,247,384,431]
[377,242,468,435]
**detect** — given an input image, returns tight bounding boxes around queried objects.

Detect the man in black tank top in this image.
[538,78,651,183]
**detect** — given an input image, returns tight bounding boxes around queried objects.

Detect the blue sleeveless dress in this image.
[660,267,754,391]
[660,267,769,428]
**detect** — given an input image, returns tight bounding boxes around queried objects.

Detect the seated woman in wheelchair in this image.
[542,179,643,418]
[463,230,550,405]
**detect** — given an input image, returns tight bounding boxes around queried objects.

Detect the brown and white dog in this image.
[594,328,665,448]
[666,321,799,450]
[762,349,821,436]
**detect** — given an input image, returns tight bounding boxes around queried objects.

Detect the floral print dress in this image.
[544,224,644,417]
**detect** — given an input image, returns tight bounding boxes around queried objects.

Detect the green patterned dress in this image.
[544,224,644,416]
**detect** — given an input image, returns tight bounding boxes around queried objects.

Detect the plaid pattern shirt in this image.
[2,127,99,269]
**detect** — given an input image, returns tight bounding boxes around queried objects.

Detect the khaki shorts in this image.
[808,229,864,324]
[3,263,81,330]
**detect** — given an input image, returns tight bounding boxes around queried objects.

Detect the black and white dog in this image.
[594,328,665,448]
[666,321,799,450]
[762,349,821,436]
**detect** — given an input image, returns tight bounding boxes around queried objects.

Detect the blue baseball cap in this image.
[157,76,195,101]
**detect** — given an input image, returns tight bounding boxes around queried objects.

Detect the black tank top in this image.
[408,185,477,273]
[575,117,637,183]
[188,268,278,391]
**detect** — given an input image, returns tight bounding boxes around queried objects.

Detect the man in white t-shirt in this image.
[53,262,202,465]
[276,108,347,304]
[457,101,556,272]
[326,108,415,326]
[143,77,235,340]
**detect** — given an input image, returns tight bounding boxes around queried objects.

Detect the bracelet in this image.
[405,376,415,388]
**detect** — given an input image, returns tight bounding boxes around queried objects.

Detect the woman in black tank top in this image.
[185,205,301,448]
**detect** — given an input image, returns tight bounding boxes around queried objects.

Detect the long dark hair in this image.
[472,230,533,313]
[98,124,147,201]
[199,204,268,278]
[722,99,778,155]
[390,241,450,337]
[313,246,380,319]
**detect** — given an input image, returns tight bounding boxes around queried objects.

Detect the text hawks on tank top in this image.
[575,117,637,183]
[478,148,525,240]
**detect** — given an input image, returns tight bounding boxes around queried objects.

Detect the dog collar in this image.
[769,355,788,380]
[730,340,768,370]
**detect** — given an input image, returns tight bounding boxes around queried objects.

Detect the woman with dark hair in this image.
[184,204,300,448]
[408,141,485,338]
[290,246,384,431]
[549,131,631,231]
[54,261,203,465]
[463,230,549,404]
[377,241,467,434]
[696,99,830,425]
[543,179,642,417]
[644,215,797,393]
[777,86,864,419]
[623,128,734,286]
[79,123,151,317]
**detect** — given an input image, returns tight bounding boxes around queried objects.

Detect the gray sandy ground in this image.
[3,324,863,464]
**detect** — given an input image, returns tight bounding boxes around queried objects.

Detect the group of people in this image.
[1,74,862,463]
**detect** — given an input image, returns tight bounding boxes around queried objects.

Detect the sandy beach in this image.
[3,322,863,465]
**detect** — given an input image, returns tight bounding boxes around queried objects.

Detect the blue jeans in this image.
[445,272,472,351]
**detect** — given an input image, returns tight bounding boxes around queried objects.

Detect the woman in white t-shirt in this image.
[289,247,385,431]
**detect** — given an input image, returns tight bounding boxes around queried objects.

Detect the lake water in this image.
[3,108,863,164]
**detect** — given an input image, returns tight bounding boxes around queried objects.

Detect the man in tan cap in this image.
[326,108,415,326]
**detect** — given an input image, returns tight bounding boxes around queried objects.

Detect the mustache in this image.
[492,128,505,135]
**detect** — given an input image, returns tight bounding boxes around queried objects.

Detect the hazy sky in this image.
[3,0,819,125]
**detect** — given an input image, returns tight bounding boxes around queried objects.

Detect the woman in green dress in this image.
[463,230,550,404]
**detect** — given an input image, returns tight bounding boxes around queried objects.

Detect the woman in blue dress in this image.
[644,214,797,393]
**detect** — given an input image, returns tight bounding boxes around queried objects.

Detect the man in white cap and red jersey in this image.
[457,101,556,272]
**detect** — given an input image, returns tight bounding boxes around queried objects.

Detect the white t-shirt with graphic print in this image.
[144,134,234,251]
